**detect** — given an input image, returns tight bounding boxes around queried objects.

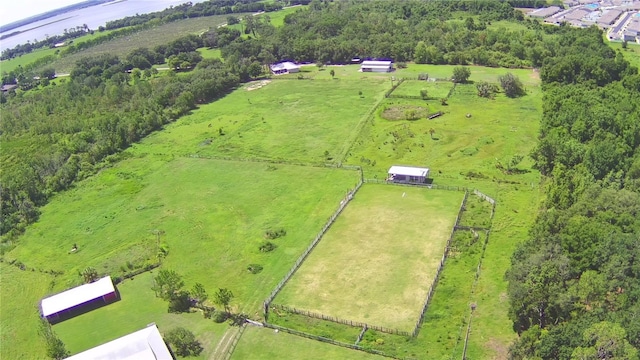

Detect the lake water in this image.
[0,0,206,51]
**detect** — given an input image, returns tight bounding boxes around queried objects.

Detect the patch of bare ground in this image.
[246,80,271,91]
[486,338,509,360]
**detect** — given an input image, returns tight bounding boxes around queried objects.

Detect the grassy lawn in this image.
[0,263,54,360]
[232,325,387,360]
[392,80,453,99]
[276,184,462,331]
[197,47,221,59]
[306,64,540,86]
[135,78,388,163]
[54,271,226,359]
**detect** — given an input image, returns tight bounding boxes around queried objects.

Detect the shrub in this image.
[168,291,191,313]
[396,61,407,69]
[259,241,277,252]
[265,228,286,239]
[212,310,228,323]
[247,264,263,274]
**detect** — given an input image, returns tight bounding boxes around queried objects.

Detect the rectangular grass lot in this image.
[275,184,463,330]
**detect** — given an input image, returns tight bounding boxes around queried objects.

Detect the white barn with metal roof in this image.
[270,61,300,75]
[64,324,173,360]
[41,276,117,323]
[361,60,393,73]
[388,166,430,184]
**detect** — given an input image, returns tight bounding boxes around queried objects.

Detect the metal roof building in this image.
[64,324,173,360]
[361,60,393,73]
[388,166,430,184]
[528,6,562,18]
[270,61,300,75]
[41,276,117,323]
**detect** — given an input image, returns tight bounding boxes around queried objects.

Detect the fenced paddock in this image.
[274,184,463,331]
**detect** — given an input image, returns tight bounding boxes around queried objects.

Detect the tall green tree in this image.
[152,270,185,301]
[451,66,470,83]
[214,288,234,314]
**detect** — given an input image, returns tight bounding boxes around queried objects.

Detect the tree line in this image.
[506,26,640,359]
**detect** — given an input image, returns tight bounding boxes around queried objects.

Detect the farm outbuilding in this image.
[387,166,430,184]
[270,61,300,75]
[41,276,118,324]
[361,60,393,73]
[64,324,173,360]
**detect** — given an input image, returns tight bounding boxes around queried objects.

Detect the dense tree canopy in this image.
[507,25,640,360]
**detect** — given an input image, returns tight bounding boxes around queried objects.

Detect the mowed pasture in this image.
[135,78,388,163]
[0,263,54,360]
[275,184,462,330]
[232,325,387,360]
[391,80,453,99]
[5,157,360,316]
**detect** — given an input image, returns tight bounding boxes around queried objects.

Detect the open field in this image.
[2,60,544,358]
[6,157,360,314]
[134,78,388,163]
[609,41,640,70]
[54,271,225,359]
[348,82,541,184]
[391,80,453,99]
[0,263,54,360]
[232,325,387,360]
[276,184,463,330]
[296,64,540,87]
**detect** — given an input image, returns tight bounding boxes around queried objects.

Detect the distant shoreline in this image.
[0,16,76,41]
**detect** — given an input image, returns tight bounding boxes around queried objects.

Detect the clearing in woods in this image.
[275,184,463,331]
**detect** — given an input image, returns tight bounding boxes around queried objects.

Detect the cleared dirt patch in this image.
[246,80,271,91]
[275,184,463,331]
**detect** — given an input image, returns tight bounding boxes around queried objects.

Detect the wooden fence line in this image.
[355,325,368,345]
[363,178,468,192]
[262,322,399,359]
[384,78,406,98]
[271,303,410,337]
[411,190,469,337]
[263,180,364,319]
[459,229,492,360]
[222,324,247,360]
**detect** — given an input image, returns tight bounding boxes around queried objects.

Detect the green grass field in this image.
[609,41,640,70]
[54,271,226,359]
[2,60,544,358]
[391,80,453,99]
[232,325,386,360]
[276,185,463,330]
[134,78,388,163]
[0,263,54,360]
[348,81,541,184]
[6,158,360,314]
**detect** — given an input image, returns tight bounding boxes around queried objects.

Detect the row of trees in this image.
[207,0,560,68]
[506,26,640,359]
[152,269,235,321]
